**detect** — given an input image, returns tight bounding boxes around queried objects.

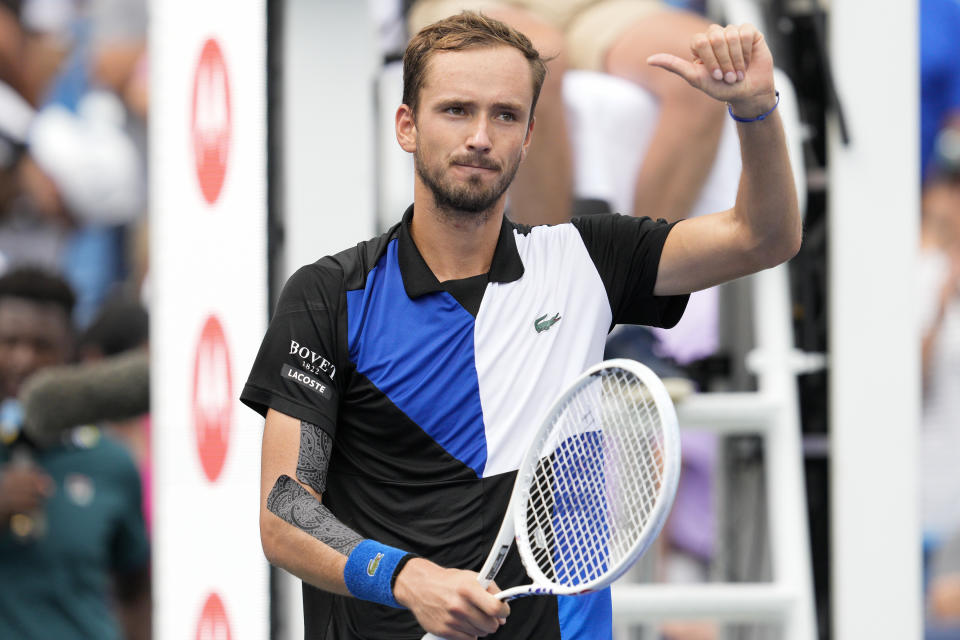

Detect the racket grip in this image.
[419,574,492,640]
[420,573,502,640]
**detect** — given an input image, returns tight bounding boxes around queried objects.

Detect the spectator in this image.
[0,0,149,326]
[929,531,960,627]
[0,267,150,640]
[76,291,152,532]
[407,0,726,225]
[77,290,148,360]
[920,172,960,545]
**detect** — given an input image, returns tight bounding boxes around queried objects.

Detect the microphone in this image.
[19,349,150,448]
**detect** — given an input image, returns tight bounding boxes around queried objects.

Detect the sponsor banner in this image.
[194,315,233,482]
[150,1,268,638]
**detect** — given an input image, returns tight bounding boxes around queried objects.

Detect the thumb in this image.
[647,53,699,86]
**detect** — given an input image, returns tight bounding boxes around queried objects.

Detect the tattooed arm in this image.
[259,409,359,595]
[260,409,509,636]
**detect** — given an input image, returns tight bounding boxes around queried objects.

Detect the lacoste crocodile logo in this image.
[367,552,384,576]
[534,313,562,334]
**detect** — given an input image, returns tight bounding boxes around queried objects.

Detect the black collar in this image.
[397,204,525,299]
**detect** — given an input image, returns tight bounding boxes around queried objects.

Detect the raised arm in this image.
[259,409,508,640]
[647,23,802,296]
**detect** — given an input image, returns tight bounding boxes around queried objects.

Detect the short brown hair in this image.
[403,11,548,120]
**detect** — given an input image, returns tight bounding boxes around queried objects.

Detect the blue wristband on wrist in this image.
[343,540,413,609]
[728,91,780,123]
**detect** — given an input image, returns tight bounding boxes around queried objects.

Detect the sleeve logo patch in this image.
[281,364,333,399]
[367,552,384,577]
[289,340,336,379]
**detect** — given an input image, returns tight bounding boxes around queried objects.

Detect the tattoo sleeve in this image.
[296,420,333,494]
[266,475,363,556]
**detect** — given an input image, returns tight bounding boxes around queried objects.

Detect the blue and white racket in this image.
[423,358,681,639]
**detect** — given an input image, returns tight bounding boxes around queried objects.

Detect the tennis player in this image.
[241,11,799,640]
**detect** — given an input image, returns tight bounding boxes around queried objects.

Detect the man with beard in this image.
[241,11,799,640]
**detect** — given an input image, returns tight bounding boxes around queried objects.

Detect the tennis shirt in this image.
[241,206,688,639]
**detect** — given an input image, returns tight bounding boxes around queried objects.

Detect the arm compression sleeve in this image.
[296,420,332,494]
[266,474,363,555]
[270,421,416,607]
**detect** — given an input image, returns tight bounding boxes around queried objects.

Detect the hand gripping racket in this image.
[423,358,681,639]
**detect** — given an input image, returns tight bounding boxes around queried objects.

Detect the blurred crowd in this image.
[0,0,151,638]
[0,0,148,325]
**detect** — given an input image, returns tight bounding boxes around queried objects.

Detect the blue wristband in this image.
[728,91,780,123]
[343,540,413,609]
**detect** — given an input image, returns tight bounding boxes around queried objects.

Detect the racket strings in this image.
[522,367,667,587]
[607,373,665,555]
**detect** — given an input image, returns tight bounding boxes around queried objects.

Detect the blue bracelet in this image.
[727,91,780,123]
[343,539,414,609]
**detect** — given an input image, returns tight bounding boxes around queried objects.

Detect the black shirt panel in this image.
[321,386,487,559]
[240,223,403,434]
[439,273,489,317]
[571,213,690,329]
[333,372,478,486]
[240,262,346,436]
[336,223,402,292]
[306,470,562,640]
[397,205,524,300]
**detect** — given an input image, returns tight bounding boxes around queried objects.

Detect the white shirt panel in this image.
[474,223,612,478]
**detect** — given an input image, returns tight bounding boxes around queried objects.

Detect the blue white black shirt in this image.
[241,206,688,639]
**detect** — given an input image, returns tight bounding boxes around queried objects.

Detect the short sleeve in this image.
[571,214,689,328]
[240,264,344,437]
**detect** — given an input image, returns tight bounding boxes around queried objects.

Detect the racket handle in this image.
[419,574,493,640]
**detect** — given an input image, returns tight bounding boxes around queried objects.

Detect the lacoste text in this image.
[281,364,333,399]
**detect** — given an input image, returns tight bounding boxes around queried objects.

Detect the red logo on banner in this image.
[193,316,232,482]
[196,592,231,640]
[191,38,231,205]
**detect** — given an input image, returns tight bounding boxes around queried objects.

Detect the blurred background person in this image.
[0,0,149,326]
[928,529,960,638]
[0,267,150,640]
[919,166,960,639]
[76,290,152,531]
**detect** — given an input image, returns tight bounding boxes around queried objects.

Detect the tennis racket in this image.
[422,358,681,639]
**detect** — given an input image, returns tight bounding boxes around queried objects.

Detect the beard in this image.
[414,146,521,221]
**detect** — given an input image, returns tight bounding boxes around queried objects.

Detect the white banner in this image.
[150,1,269,639]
